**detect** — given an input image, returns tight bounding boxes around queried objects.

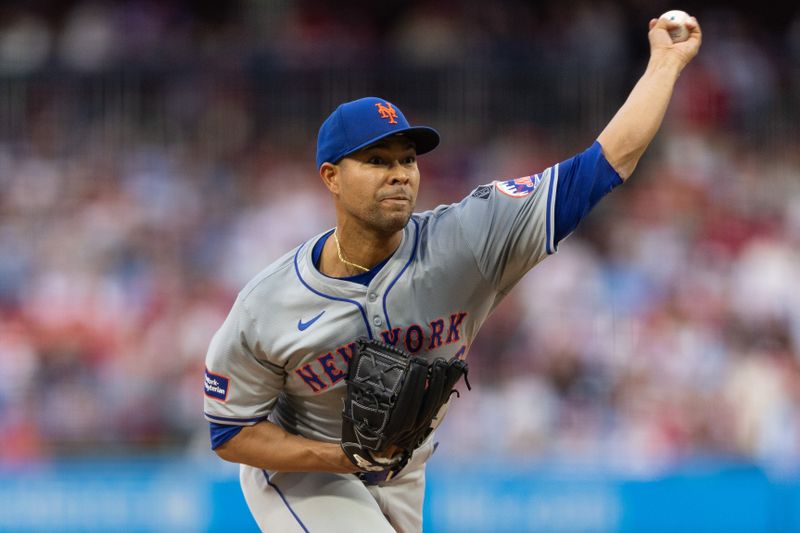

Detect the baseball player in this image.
[204,16,701,532]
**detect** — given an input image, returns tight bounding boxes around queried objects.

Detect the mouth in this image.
[378,191,411,203]
[378,192,412,205]
[379,198,412,209]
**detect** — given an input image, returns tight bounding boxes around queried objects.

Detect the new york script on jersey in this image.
[294,312,468,393]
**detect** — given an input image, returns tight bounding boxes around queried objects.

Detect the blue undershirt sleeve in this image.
[553,141,623,244]
[210,422,244,450]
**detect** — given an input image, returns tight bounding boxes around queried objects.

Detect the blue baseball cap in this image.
[316,97,440,169]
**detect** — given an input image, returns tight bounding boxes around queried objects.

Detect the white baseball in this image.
[659,10,691,43]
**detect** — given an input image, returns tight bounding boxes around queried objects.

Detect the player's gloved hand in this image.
[344,447,405,473]
[341,337,470,476]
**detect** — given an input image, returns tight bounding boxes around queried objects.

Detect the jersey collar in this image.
[296,221,416,298]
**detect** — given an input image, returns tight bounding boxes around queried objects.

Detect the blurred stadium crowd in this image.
[1,0,800,477]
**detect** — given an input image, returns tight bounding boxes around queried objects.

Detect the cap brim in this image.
[336,126,440,162]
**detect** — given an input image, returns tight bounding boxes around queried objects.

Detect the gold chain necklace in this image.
[333,229,370,273]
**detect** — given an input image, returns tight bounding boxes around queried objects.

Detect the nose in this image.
[387,161,410,184]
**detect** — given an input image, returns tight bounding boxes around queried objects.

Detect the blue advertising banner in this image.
[0,458,798,532]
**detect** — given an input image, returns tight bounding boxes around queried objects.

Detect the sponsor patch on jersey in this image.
[204,368,230,402]
[471,185,492,199]
[494,174,542,198]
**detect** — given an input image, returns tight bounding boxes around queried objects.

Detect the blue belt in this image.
[356,441,438,485]
[356,469,396,486]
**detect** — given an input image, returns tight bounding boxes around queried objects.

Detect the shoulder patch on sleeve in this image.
[494,174,543,198]
[470,185,492,199]
[204,368,230,402]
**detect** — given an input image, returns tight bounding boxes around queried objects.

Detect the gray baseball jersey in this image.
[204,141,622,531]
[204,166,558,441]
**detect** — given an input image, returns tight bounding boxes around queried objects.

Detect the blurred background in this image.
[0,0,799,531]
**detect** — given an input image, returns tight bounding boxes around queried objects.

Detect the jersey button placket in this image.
[366,291,383,333]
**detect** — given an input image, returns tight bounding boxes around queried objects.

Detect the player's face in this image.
[333,137,420,235]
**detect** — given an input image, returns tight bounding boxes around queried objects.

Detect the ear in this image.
[319,162,340,194]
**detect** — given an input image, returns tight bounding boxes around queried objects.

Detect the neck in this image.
[320,222,403,278]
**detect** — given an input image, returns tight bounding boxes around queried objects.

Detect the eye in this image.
[367,156,384,165]
[403,155,416,165]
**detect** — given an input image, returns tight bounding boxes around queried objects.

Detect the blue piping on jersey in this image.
[382,217,419,331]
[205,412,267,424]
[545,164,558,255]
[263,470,310,533]
[293,243,373,339]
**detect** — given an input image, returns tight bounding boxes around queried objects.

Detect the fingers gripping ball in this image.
[660,10,691,43]
[341,337,470,477]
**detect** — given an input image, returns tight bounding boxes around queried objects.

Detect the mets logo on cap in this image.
[495,174,542,198]
[375,102,399,124]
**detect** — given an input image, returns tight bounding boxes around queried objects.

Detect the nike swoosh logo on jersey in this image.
[298,311,325,331]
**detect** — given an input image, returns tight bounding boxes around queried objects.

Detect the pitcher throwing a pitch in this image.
[204,14,701,532]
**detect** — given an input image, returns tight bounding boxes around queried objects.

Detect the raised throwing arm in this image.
[597,15,702,180]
